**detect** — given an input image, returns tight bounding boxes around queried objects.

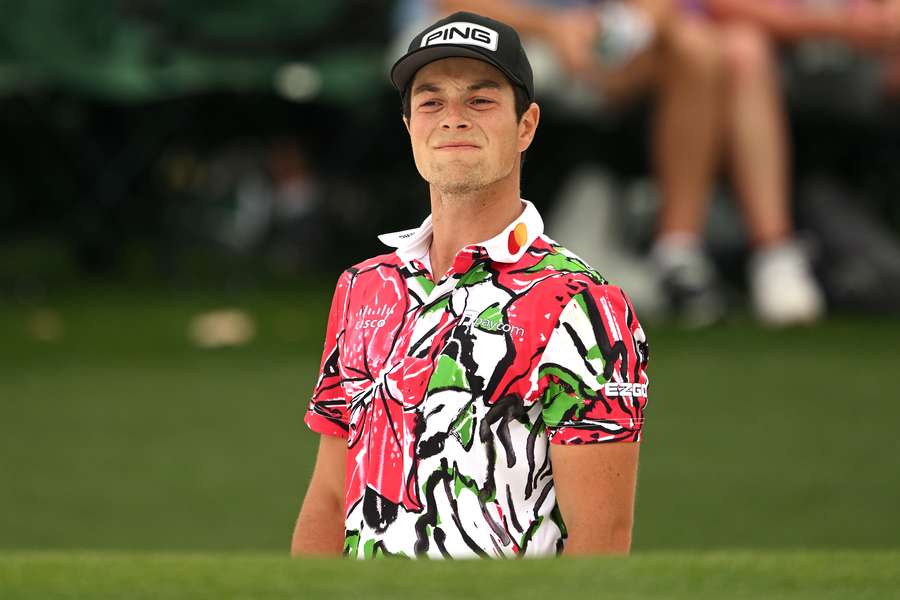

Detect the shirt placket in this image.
[402,246,489,363]
[427,247,482,297]
[402,247,490,367]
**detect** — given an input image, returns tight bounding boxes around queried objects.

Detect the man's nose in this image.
[440,101,470,130]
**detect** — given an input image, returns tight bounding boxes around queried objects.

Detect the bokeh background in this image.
[2,0,900,560]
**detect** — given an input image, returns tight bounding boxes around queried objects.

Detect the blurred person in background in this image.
[392,0,832,327]
[694,0,900,313]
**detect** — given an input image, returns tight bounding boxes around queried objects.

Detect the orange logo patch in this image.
[507,222,528,255]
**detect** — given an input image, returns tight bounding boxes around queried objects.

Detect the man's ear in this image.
[517,102,540,153]
[402,115,410,133]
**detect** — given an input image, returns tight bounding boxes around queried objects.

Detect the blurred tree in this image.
[0,0,400,283]
[0,0,393,103]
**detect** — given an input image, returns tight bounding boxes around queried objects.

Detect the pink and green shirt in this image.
[305,200,650,558]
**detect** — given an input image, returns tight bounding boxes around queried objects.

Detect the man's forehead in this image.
[411,57,511,92]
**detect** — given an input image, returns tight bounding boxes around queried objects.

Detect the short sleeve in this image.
[304,271,352,438]
[536,285,650,444]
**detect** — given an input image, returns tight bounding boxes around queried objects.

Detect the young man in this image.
[292,12,650,559]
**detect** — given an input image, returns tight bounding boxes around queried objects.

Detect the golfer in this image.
[292,11,650,558]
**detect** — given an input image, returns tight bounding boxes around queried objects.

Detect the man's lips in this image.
[434,142,480,150]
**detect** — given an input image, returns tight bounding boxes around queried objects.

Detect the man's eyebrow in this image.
[411,79,504,95]
[412,82,441,96]
[468,79,502,91]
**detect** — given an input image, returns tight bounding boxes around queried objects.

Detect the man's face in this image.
[404,57,534,196]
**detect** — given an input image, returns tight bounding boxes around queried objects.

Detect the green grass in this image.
[1,551,899,599]
[1,285,331,551]
[1,285,899,553]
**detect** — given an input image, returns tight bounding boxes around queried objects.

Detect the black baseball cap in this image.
[390,11,535,103]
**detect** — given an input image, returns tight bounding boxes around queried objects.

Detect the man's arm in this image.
[437,0,672,74]
[707,0,898,49]
[291,434,347,557]
[439,0,565,38]
[437,0,598,73]
[550,442,640,555]
[706,0,845,40]
[438,0,673,35]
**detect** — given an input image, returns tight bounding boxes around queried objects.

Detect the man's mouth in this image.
[435,142,480,150]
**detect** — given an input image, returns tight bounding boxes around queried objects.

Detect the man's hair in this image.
[401,79,532,166]
[401,80,531,123]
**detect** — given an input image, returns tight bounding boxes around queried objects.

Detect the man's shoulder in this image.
[325,252,406,298]
[340,251,406,276]
[518,235,612,291]
[503,235,639,334]
[531,237,638,314]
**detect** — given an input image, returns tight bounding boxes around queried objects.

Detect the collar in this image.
[377,199,544,265]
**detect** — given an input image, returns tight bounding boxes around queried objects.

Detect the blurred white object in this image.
[27,309,63,342]
[594,1,655,67]
[749,240,825,326]
[189,309,256,348]
[274,63,322,102]
[651,236,726,328]
[546,166,663,318]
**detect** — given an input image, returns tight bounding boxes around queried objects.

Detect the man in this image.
[292,12,650,559]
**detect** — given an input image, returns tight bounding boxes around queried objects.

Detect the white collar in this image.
[377,199,544,265]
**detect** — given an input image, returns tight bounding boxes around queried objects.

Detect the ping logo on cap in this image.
[420,22,499,52]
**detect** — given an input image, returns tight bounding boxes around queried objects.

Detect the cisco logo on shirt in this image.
[420,22,499,52]
[355,305,394,330]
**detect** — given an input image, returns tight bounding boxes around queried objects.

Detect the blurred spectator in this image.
[159,137,323,274]
[658,0,900,324]
[703,0,900,313]
[391,0,830,327]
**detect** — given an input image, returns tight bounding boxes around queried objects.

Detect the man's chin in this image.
[427,169,486,193]
[431,179,484,195]
[434,158,479,171]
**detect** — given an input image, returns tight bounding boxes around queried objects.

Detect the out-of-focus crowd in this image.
[4,1,899,326]
[388,0,900,326]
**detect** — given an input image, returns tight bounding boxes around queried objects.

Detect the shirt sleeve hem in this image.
[304,410,350,439]
[547,427,643,445]
[549,437,642,445]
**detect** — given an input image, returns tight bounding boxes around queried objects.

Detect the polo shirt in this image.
[304,199,650,559]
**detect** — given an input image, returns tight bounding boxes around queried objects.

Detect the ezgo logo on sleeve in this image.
[603,383,648,398]
[421,22,499,52]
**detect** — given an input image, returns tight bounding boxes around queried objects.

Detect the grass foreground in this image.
[1,550,899,599]
[2,285,899,562]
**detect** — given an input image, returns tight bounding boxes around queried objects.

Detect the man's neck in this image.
[427,176,523,282]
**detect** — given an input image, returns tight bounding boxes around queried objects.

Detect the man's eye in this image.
[420,100,439,108]
[471,98,494,106]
